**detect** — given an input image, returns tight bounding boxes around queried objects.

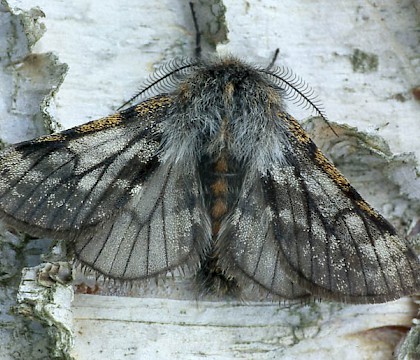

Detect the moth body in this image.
[0,57,419,303]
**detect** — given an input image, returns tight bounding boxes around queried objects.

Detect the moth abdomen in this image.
[195,149,243,296]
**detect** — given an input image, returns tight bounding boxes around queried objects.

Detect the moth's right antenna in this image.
[189,2,202,59]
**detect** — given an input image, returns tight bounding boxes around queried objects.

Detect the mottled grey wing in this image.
[73,161,210,280]
[0,94,210,279]
[260,113,420,303]
[264,160,420,303]
[0,96,169,236]
[217,173,310,300]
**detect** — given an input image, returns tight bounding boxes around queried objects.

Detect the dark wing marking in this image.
[262,112,420,303]
[73,160,210,280]
[217,172,310,300]
[0,95,171,236]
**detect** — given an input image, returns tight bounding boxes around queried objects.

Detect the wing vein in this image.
[161,193,169,269]
[121,163,174,278]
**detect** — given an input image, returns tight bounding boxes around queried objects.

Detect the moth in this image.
[0,56,419,303]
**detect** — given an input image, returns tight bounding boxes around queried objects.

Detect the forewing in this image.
[263,113,420,303]
[217,172,310,300]
[73,161,210,280]
[0,95,172,236]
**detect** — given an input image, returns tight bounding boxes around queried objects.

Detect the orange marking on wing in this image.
[313,149,351,191]
[76,114,123,133]
[35,134,67,143]
[134,95,172,116]
[355,199,380,219]
[280,112,311,145]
